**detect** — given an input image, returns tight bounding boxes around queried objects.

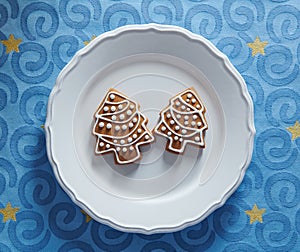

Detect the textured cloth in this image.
[0,0,300,251]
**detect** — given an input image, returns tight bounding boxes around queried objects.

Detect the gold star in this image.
[247,36,268,57]
[287,121,300,140]
[245,204,266,224]
[0,202,20,222]
[81,209,92,223]
[83,35,97,46]
[0,34,22,54]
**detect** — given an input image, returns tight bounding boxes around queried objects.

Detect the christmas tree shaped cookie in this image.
[154,88,208,153]
[93,89,154,164]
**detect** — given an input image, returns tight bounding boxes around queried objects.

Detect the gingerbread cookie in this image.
[93,89,154,164]
[154,88,208,153]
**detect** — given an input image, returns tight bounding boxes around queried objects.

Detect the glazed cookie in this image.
[154,88,208,153]
[93,89,154,164]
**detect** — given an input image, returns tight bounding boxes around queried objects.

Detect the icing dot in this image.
[179,138,183,142]
[176,114,181,119]
[129,122,134,128]
[197,122,202,127]
[99,142,104,147]
[122,147,127,152]
[195,137,200,142]
[122,125,127,130]
[106,144,110,148]
[115,125,120,131]
[191,121,196,126]
[130,104,135,110]
[133,134,137,139]
[120,140,125,145]
[167,113,171,118]
[196,104,200,109]
[103,106,109,112]
[187,93,192,98]
[111,106,116,112]
[161,126,166,131]
[175,125,180,130]
[174,136,179,141]
[128,137,132,143]
[110,94,115,100]
[184,115,189,120]
[132,117,138,123]
[145,135,149,140]
[106,123,112,129]
[192,98,196,103]
[182,129,187,134]
[113,140,117,144]
[99,122,104,128]
[186,99,190,102]
[193,115,197,120]
[181,105,186,110]
[170,120,175,125]
[184,121,189,126]
[167,131,172,136]
[137,129,142,133]
[111,115,117,121]
[127,110,132,116]
[175,101,180,106]
[187,108,191,112]
[116,147,121,151]
[118,104,123,110]
[119,114,125,120]
[129,146,134,151]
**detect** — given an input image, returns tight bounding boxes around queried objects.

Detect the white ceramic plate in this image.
[45,24,255,234]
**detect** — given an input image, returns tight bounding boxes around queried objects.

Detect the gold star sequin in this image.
[247,37,268,57]
[0,202,20,222]
[81,210,92,223]
[0,34,22,54]
[83,35,97,46]
[245,204,266,224]
[287,121,300,140]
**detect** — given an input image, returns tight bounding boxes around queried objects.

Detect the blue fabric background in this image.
[0,0,300,251]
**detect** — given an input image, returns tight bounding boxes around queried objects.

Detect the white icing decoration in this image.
[115,125,120,131]
[103,106,109,112]
[167,131,172,136]
[193,115,197,120]
[110,94,115,100]
[179,138,183,142]
[184,121,189,126]
[112,115,117,121]
[181,105,185,110]
[187,93,192,98]
[175,101,180,106]
[176,114,181,119]
[133,134,137,139]
[182,129,187,134]
[196,104,200,109]
[187,108,191,112]
[118,104,123,110]
[122,125,127,130]
[99,122,104,128]
[137,129,142,133]
[174,136,179,140]
[106,123,112,129]
[130,104,134,110]
[129,146,134,151]
[132,117,138,123]
[186,99,190,102]
[195,137,200,141]
[119,114,125,120]
[191,121,196,126]
[175,125,180,130]
[192,98,196,103]
[122,147,127,152]
[167,113,171,118]
[170,120,175,125]
[129,122,134,128]
[100,142,104,147]
[127,110,132,116]
[106,144,110,148]
[113,140,117,143]
[161,126,166,131]
[128,137,132,143]
[111,106,116,112]
[145,135,149,140]
[116,147,121,151]
[197,122,201,126]
[120,140,125,145]
[184,115,189,120]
